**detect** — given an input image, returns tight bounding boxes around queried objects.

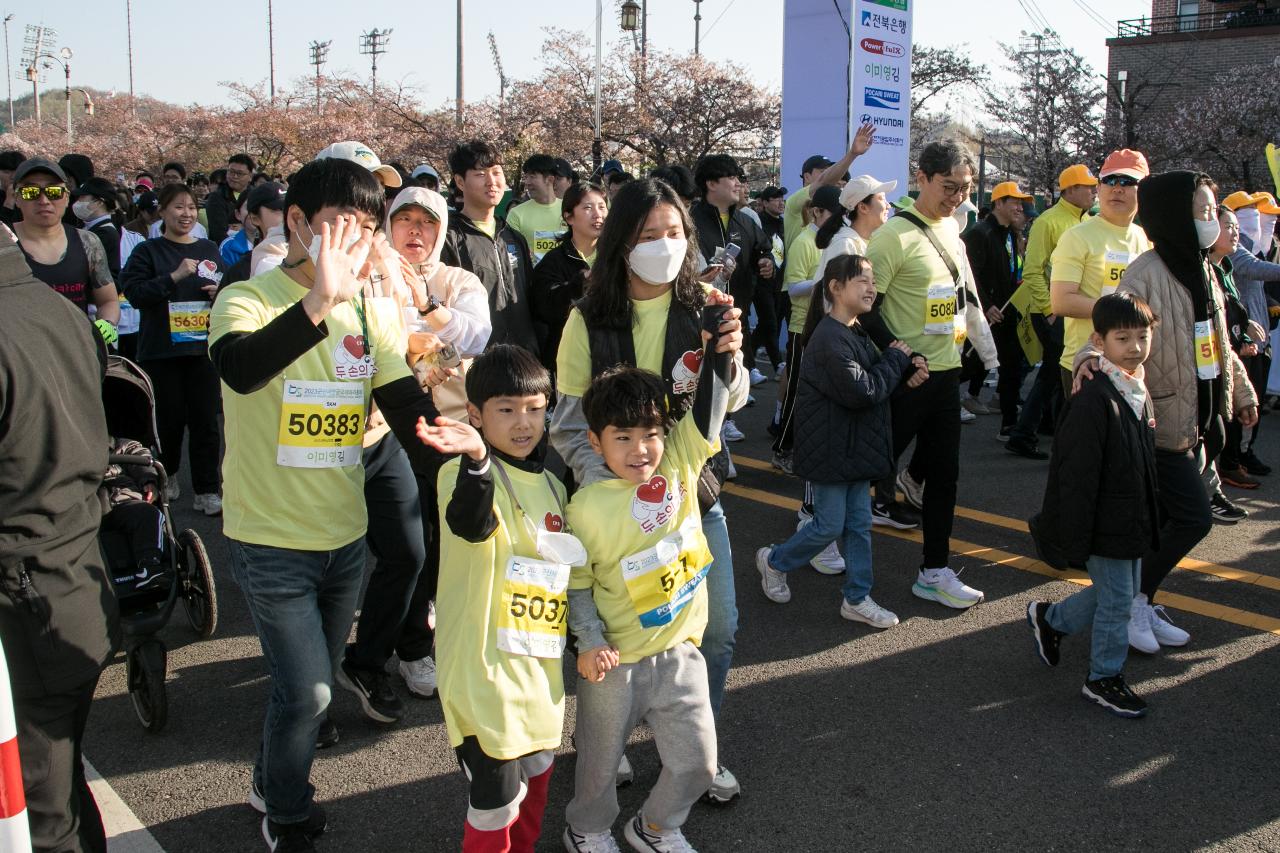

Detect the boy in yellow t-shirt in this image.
[562,316,731,853]
[414,344,574,852]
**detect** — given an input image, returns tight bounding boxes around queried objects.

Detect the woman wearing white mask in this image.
[549,177,749,803]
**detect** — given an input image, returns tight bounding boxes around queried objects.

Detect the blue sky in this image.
[23,0,1150,113]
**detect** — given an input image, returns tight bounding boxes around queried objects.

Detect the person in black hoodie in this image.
[440,140,539,356]
[0,223,119,853]
[1028,292,1161,719]
[530,180,608,371]
[71,177,122,278]
[120,183,225,516]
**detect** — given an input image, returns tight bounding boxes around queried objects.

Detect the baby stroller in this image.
[101,355,219,733]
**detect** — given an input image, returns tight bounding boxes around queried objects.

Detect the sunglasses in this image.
[1100,175,1139,187]
[18,184,68,202]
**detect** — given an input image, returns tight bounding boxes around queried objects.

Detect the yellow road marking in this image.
[730,454,1280,592]
[720,481,1280,636]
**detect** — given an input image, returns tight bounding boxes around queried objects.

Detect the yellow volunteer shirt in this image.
[783,185,812,252]
[785,225,821,330]
[556,286,712,399]
[435,457,568,758]
[1051,217,1152,370]
[567,416,717,663]
[506,198,564,265]
[209,267,412,550]
[865,211,967,371]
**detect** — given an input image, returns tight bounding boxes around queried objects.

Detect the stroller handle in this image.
[109,454,154,467]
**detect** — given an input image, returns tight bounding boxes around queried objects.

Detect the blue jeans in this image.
[768,481,873,605]
[700,501,737,719]
[229,538,365,825]
[1046,555,1141,681]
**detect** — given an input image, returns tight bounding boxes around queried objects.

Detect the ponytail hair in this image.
[814,209,845,250]
[801,253,869,343]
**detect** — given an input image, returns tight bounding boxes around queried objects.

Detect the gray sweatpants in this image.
[566,641,718,834]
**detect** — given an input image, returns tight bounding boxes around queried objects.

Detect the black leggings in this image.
[772,332,804,455]
[1142,446,1212,599]
[751,285,784,371]
[141,355,221,494]
[890,369,962,568]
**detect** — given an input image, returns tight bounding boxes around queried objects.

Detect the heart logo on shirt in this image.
[680,350,703,375]
[342,334,366,359]
[636,475,668,505]
[544,513,564,532]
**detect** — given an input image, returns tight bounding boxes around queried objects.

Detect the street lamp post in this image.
[693,0,702,55]
[32,48,72,145]
[593,0,602,173]
[3,15,14,129]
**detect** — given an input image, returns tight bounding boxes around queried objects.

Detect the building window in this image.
[1178,0,1199,31]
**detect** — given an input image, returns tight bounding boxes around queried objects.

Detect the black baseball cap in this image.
[802,155,834,175]
[758,185,787,201]
[14,157,68,185]
[135,190,159,213]
[811,184,843,214]
[246,181,287,214]
[553,157,576,180]
[71,177,118,205]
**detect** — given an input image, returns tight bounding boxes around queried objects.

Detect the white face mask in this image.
[72,200,97,222]
[299,219,369,273]
[627,237,687,285]
[1258,214,1277,245]
[1195,218,1221,250]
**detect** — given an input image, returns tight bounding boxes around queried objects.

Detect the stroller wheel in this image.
[127,641,169,733]
[177,528,218,638]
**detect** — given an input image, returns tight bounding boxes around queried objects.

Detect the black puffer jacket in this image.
[530,238,590,370]
[1030,371,1160,569]
[441,212,539,356]
[792,316,909,483]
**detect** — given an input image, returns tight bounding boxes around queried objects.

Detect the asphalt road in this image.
[85,378,1280,852]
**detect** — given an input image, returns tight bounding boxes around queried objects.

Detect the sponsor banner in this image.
[852,0,912,196]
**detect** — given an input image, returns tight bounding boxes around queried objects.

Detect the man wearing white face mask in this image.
[70,177,121,278]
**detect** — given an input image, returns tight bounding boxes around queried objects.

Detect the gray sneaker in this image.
[755,547,791,603]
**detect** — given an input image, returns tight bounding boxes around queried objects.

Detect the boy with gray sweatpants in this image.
[563,330,732,852]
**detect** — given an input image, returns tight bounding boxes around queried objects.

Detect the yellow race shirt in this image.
[435,457,569,758]
[1051,217,1152,370]
[209,267,412,550]
[556,287,711,399]
[505,198,565,265]
[568,415,717,663]
[785,225,821,331]
[865,211,968,371]
[783,185,813,252]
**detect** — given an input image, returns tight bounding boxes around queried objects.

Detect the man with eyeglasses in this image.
[1050,150,1152,397]
[863,138,987,611]
[12,157,121,344]
[206,153,257,244]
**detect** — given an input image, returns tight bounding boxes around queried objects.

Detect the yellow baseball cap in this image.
[1058,164,1098,190]
[991,181,1032,202]
[1223,190,1260,211]
[1250,191,1280,215]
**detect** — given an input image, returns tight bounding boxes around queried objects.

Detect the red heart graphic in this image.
[342,334,366,358]
[199,260,217,274]
[636,475,668,505]
[543,512,564,532]
[680,350,703,374]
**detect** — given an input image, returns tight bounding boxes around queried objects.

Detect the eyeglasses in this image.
[17,184,68,202]
[226,168,252,178]
[1100,175,1139,187]
[938,181,973,198]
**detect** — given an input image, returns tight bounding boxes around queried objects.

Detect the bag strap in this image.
[490,456,566,519]
[896,210,966,308]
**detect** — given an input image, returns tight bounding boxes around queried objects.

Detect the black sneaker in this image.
[336,660,404,723]
[996,426,1013,443]
[1006,438,1049,460]
[1209,492,1248,524]
[249,785,327,837]
[315,716,339,749]
[1025,601,1062,667]
[1082,674,1147,718]
[871,501,920,530]
[263,815,319,852]
[1240,450,1271,476]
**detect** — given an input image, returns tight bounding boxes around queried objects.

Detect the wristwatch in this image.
[418,295,442,317]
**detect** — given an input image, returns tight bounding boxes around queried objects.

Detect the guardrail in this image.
[1116,10,1280,37]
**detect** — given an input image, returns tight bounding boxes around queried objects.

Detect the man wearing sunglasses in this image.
[12,158,121,343]
[1050,149,1152,396]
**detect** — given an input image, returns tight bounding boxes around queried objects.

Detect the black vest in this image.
[21,224,92,313]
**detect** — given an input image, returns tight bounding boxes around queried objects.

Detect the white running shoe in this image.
[623,814,698,853]
[775,361,786,380]
[749,367,768,386]
[616,752,634,787]
[959,407,976,424]
[722,420,745,442]
[564,826,623,853]
[896,469,924,511]
[704,765,740,803]
[398,656,437,698]
[192,493,222,516]
[755,547,791,603]
[1148,602,1190,647]
[912,567,983,609]
[840,596,899,629]
[796,513,844,574]
[1127,594,1160,653]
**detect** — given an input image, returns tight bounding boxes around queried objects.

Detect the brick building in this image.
[1106,0,1280,188]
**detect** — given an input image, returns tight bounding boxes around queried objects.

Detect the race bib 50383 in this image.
[277,380,365,468]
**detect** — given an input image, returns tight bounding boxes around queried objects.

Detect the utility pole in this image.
[359,28,391,96]
[3,15,13,128]
[308,40,330,115]
[455,0,464,128]
[487,31,507,121]
[126,0,136,114]
[693,0,702,55]
[267,0,276,103]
